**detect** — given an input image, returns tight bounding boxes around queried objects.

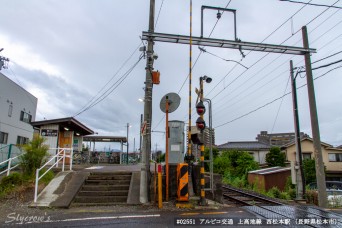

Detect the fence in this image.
[0,144,24,176]
[34,148,73,203]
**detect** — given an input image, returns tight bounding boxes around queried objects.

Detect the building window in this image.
[17,136,29,145]
[0,132,8,144]
[328,153,342,162]
[20,111,32,123]
[8,103,13,117]
[302,153,311,160]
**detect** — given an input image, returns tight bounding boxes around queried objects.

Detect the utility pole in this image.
[127,123,129,164]
[290,60,305,200]
[140,0,155,204]
[302,26,327,207]
[140,114,143,162]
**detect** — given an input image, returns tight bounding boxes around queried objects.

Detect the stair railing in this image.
[34,148,73,203]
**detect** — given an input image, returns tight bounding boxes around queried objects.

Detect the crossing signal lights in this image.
[196,101,206,115]
[196,100,206,131]
[196,117,206,131]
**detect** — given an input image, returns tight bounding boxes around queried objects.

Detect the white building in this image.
[0,72,37,147]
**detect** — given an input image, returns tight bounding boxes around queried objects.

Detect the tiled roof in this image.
[217,141,270,151]
[282,136,332,148]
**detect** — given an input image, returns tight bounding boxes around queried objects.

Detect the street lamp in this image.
[200,75,212,84]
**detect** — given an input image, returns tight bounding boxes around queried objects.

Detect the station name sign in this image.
[41,129,58,137]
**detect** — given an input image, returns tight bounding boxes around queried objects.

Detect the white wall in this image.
[0,72,37,147]
[40,124,59,156]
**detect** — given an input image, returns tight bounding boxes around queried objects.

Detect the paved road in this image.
[2,207,265,228]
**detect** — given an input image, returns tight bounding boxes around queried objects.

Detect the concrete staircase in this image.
[73,171,132,206]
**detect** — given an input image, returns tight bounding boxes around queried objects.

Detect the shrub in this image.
[0,172,23,196]
[279,191,291,200]
[268,187,281,198]
[231,175,247,188]
[288,188,297,199]
[305,189,318,205]
[20,136,49,177]
[1,172,23,187]
[284,176,295,191]
[39,169,55,185]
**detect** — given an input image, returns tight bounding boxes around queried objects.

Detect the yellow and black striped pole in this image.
[187,0,193,161]
[199,79,206,206]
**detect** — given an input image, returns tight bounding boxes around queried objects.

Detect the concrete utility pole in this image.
[290,60,305,200]
[140,114,143,161]
[140,0,155,204]
[302,26,327,207]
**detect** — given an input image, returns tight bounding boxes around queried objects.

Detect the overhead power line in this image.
[312,50,342,64]
[73,54,144,117]
[153,0,233,131]
[280,0,342,9]
[206,0,313,97]
[209,0,339,101]
[312,59,342,70]
[298,59,342,72]
[215,64,342,128]
[73,44,141,117]
[155,0,165,29]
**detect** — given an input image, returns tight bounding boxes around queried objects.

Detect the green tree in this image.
[158,153,165,162]
[20,136,49,177]
[204,147,219,171]
[303,158,317,184]
[213,155,230,175]
[236,152,259,176]
[214,150,259,179]
[266,147,286,167]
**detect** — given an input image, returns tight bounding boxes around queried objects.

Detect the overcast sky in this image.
[1,0,341,151]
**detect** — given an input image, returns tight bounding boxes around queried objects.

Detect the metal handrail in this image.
[34,148,73,203]
[0,154,23,176]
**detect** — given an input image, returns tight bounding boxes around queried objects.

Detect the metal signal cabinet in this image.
[177,163,189,201]
[168,120,185,164]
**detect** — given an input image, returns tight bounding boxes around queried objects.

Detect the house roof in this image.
[248,166,291,175]
[83,136,127,143]
[282,136,332,149]
[31,117,94,136]
[217,141,270,151]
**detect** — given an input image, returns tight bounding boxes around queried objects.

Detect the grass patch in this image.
[0,169,54,200]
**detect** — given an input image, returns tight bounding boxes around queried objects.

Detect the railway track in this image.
[222,185,342,227]
[222,185,283,207]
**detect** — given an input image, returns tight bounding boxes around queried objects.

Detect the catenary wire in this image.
[213,25,342,122]
[215,64,342,128]
[280,0,342,9]
[209,0,340,101]
[152,0,233,131]
[206,0,313,97]
[155,0,165,29]
[312,50,342,64]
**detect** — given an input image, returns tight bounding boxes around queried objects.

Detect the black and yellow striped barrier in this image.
[177,163,189,202]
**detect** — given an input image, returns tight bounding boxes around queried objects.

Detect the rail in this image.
[222,185,283,206]
[34,148,73,203]
[0,154,23,176]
